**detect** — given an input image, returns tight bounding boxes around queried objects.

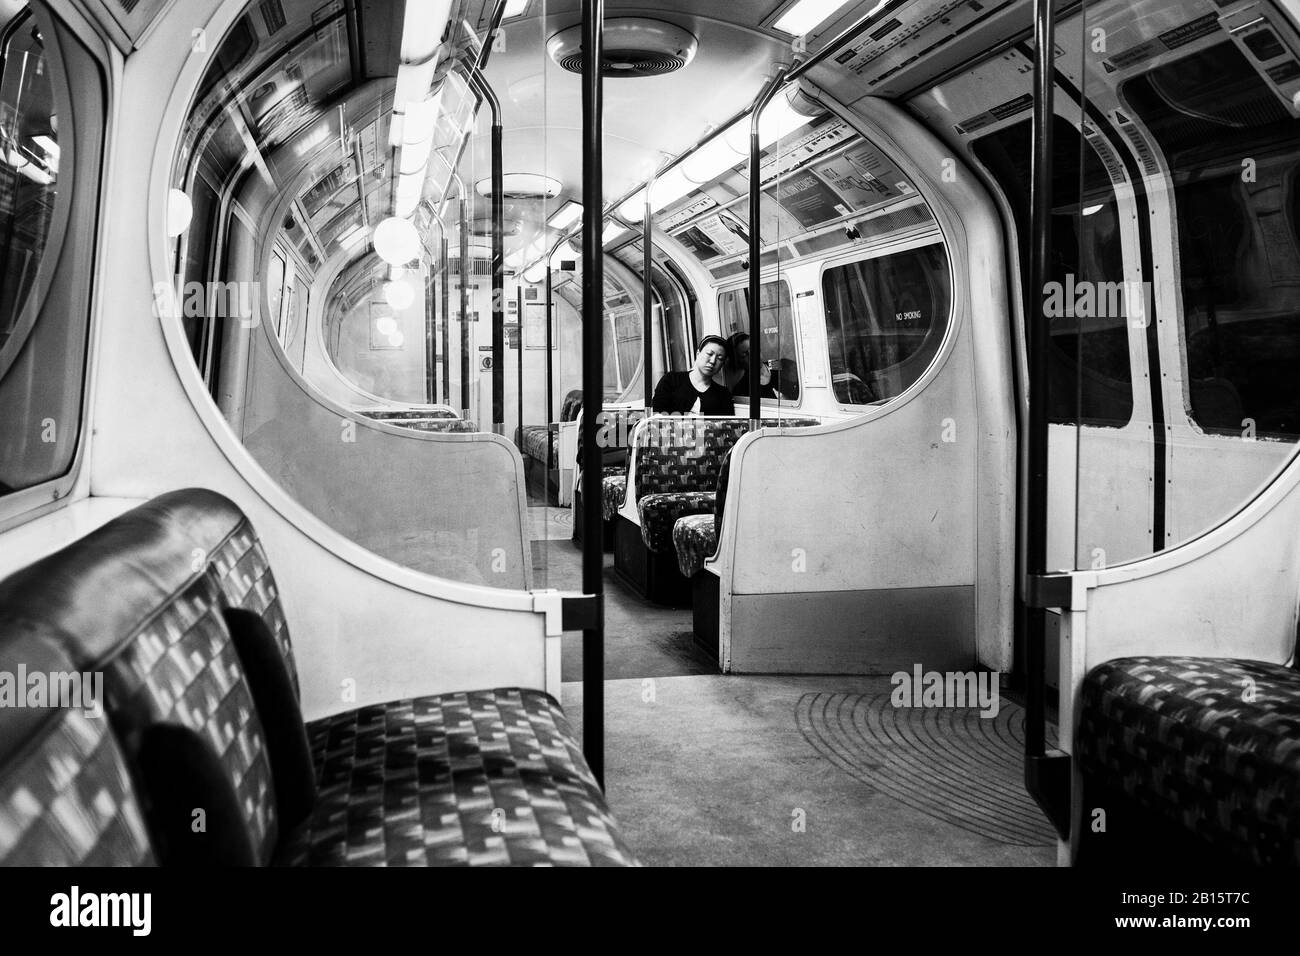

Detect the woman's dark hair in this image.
[696,334,730,356]
[727,332,749,367]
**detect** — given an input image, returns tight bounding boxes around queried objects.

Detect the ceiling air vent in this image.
[547,18,697,78]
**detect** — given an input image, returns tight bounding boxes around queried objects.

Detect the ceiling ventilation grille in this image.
[547,18,697,78]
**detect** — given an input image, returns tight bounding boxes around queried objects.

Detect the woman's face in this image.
[695,343,727,377]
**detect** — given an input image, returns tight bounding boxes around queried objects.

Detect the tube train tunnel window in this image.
[1122,40,1300,441]
[717,280,799,401]
[820,241,951,407]
[0,4,103,502]
[972,115,1135,428]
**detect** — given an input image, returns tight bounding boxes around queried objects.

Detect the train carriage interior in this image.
[0,0,1298,871]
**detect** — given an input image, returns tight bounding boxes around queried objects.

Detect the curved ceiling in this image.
[185,0,896,288]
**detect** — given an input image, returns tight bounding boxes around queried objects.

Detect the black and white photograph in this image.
[0,0,1296,932]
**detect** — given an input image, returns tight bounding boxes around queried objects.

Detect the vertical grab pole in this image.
[545,265,554,427]
[459,190,471,417]
[426,220,439,405]
[747,70,787,425]
[1025,0,1056,766]
[642,175,654,408]
[469,70,505,435]
[580,0,605,788]
[1023,0,1070,842]
[440,234,450,406]
[516,285,524,448]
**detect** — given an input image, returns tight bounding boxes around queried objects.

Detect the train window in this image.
[0,6,102,502]
[821,243,951,406]
[611,241,693,372]
[605,274,642,400]
[718,280,799,401]
[1122,40,1300,440]
[972,115,1135,428]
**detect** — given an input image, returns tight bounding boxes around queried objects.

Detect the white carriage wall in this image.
[708,91,1018,675]
[84,0,563,721]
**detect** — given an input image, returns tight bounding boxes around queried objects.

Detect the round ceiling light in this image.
[376,315,397,336]
[476,173,563,200]
[166,188,193,237]
[384,278,415,311]
[373,216,420,265]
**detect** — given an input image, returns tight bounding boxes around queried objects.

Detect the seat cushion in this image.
[277,688,637,867]
[602,475,627,520]
[392,418,477,433]
[521,425,554,465]
[672,513,717,578]
[1077,656,1300,865]
[638,492,716,554]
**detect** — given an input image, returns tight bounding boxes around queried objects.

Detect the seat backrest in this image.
[0,626,155,866]
[559,389,583,422]
[0,489,310,866]
[633,416,820,500]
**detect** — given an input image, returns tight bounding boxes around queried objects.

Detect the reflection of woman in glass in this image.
[652,335,734,414]
[726,332,776,399]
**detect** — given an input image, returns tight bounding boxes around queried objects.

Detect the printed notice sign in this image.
[766,171,847,229]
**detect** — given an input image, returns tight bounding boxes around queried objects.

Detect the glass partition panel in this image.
[166,1,569,589]
[1064,0,1300,570]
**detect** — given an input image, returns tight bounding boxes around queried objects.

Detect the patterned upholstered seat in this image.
[670,446,736,577]
[638,491,716,553]
[602,474,627,520]
[278,689,634,866]
[1076,656,1300,865]
[0,490,637,867]
[0,632,155,867]
[672,513,717,578]
[361,408,458,421]
[390,418,478,433]
[521,424,555,465]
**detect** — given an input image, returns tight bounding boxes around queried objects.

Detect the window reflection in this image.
[821,243,951,406]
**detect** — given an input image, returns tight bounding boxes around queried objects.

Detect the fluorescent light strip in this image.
[547,200,582,231]
[773,0,858,36]
[504,0,530,17]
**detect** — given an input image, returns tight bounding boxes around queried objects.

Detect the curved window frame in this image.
[817,231,955,415]
[715,275,804,409]
[0,3,107,531]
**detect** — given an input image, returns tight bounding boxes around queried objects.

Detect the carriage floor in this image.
[529,506,1057,867]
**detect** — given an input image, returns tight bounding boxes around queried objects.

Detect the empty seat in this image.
[639,492,716,554]
[602,473,627,521]
[672,513,716,579]
[279,688,631,866]
[1076,655,1300,865]
[671,445,734,576]
[0,489,637,867]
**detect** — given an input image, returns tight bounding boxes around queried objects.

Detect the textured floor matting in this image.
[796,693,1059,847]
